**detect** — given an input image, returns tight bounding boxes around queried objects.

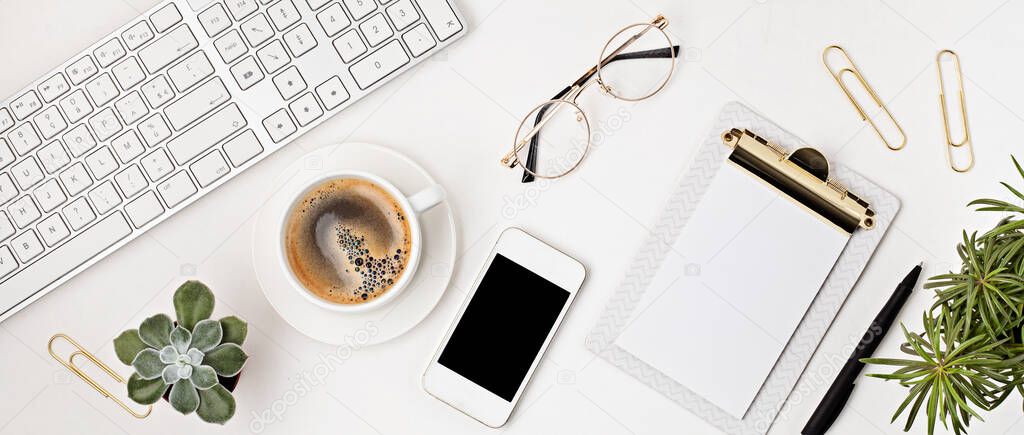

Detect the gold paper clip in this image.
[48,334,152,418]
[936,49,974,172]
[822,45,907,151]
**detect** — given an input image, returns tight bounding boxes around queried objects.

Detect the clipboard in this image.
[586,102,899,434]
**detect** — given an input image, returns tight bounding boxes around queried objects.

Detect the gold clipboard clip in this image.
[721,128,875,234]
[822,45,907,151]
[936,49,974,173]
[48,334,153,419]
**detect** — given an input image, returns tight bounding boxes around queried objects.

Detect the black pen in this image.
[801,262,923,435]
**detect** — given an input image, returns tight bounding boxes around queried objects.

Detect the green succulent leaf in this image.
[131,348,167,380]
[170,326,192,355]
[174,281,215,331]
[162,364,182,385]
[196,384,236,424]
[191,319,223,352]
[159,345,178,364]
[138,314,173,349]
[127,373,169,405]
[204,343,248,377]
[191,365,218,390]
[187,348,205,366]
[169,379,200,414]
[219,316,248,345]
[113,329,148,365]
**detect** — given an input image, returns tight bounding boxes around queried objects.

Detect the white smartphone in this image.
[423,227,586,427]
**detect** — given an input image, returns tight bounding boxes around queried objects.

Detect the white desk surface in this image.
[2,0,1023,434]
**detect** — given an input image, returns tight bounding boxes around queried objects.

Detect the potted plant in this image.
[862,158,1024,434]
[112,281,250,424]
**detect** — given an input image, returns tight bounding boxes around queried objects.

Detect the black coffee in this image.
[284,178,412,304]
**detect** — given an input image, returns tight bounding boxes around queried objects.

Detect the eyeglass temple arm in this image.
[520,45,680,183]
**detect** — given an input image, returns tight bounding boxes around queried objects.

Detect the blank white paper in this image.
[614,162,850,419]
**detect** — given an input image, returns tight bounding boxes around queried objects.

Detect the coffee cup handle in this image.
[407,184,446,215]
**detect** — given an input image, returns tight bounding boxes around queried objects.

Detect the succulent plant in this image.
[113,281,249,424]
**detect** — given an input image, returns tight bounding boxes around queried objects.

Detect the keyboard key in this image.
[38,73,71,103]
[317,3,351,37]
[222,130,263,166]
[88,108,123,142]
[386,0,420,31]
[124,191,164,228]
[33,179,66,213]
[0,174,16,205]
[419,0,462,41]
[360,14,393,47]
[58,163,93,196]
[241,14,275,47]
[190,150,230,187]
[215,30,249,64]
[65,56,99,86]
[112,57,146,90]
[350,40,409,89]
[12,158,44,190]
[58,90,94,123]
[150,3,183,33]
[333,29,367,63]
[88,181,122,214]
[84,147,119,180]
[11,231,43,262]
[0,246,17,278]
[0,109,13,134]
[168,104,247,164]
[8,196,41,228]
[283,24,318,57]
[0,139,14,170]
[11,91,42,120]
[0,212,133,312]
[288,93,323,126]
[114,92,150,125]
[262,109,296,143]
[157,171,197,208]
[165,78,230,130]
[141,75,175,108]
[0,213,14,241]
[33,106,68,140]
[110,131,147,164]
[141,149,174,181]
[139,25,198,74]
[230,56,265,90]
[37,141,70,174]
[256,40,291,73]
[315,76,350,110]
[37,214,70,247]
[8,123,42,155]
[62,124,97,157]
[306,0,331,9]
[122,21,155,50]
[272,66,307,99]
[114,165,148,199]
[93,38,127,68]
[198,3,231,37]
[343,0,376,20]
[225,0,259,21]
[63,197,96,231]
[138,114,173,147]
[267,0,301,31]
[84,73,120,107]
[403,23,436,57]
[168,51,215,92]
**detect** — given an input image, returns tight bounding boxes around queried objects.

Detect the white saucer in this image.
[252,143,457,345]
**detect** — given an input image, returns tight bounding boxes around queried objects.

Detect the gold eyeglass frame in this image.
[500,15,676,179]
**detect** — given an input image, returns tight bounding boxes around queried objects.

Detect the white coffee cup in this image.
[276,171,445,312]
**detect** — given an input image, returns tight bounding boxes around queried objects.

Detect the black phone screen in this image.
[438,254,570,401]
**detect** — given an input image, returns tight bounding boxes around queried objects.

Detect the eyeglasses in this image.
[500,15,679,182]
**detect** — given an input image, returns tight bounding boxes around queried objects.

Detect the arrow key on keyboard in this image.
[262,109,296,143]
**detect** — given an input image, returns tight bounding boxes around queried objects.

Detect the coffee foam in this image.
[284,178,412,304]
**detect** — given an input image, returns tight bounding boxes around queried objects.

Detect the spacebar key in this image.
[0,212,133,315]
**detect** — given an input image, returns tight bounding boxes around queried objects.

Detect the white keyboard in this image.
[0,0,465,320]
